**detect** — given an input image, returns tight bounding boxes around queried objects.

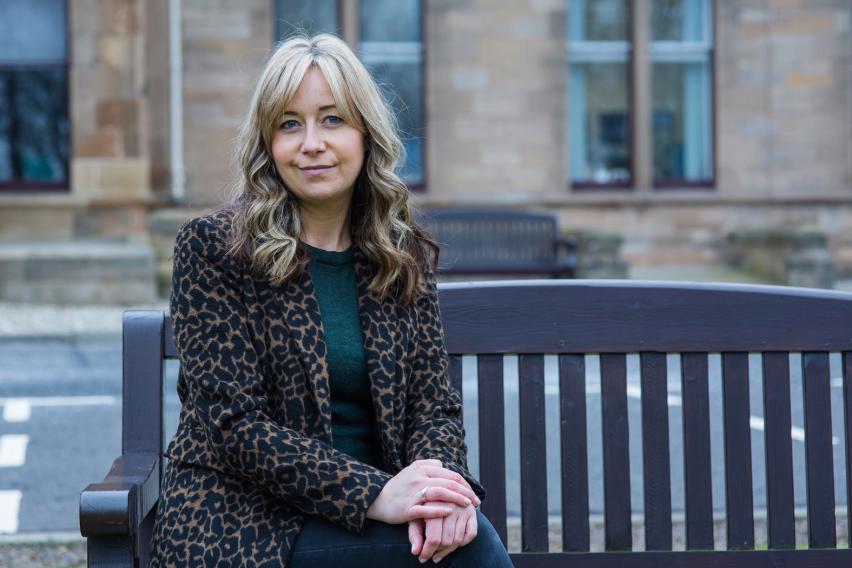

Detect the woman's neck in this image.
[299,209,352,252]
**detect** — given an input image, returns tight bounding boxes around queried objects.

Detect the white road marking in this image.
[0,435,28,467]
[0,491,22,533]
[2,400,31,422]
[0,395,117,408]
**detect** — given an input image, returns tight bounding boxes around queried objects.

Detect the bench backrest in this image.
[419,209,568,273]
[127,280,852,566]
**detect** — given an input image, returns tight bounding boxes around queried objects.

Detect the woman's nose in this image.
[301,123,326,154]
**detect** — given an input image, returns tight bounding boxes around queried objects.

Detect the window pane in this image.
[652,62,712,182]
[569,0,629,42]
[359,0,423,184]
[359,0,420,42]
[569,62,631,184]
[275,0,339,40]
[364,60,423,183]
[0,69,70,183]
[0,0,67,64]
[652,0,709,42]
[651,0,713,183]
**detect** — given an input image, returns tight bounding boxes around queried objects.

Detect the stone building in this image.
[0,0,850,302]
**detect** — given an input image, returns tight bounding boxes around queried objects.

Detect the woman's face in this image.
[271,66,365,213]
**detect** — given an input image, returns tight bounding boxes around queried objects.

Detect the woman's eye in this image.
[280,119,300,130]
[323,115,343,126]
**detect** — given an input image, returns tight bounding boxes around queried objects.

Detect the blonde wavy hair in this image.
[223,33,438,306]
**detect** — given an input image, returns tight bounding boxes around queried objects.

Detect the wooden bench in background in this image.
[419,209,576,278]
[80,280,852,566]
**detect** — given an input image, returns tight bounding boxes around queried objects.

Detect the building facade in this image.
[1,0,851,301]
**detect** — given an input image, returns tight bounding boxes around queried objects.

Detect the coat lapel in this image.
[353,246,406,470]
[279,267,334,443]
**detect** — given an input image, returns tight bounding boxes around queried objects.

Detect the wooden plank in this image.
[122,311,165,455]
[639,352,672,551]
[681,353,714,550]
[559,354,590,552]
[477,354,507,546]
[801,352,836,548]
[845,352,852,539]
[762,352,796,549]
[600,354,632,551]
[437,282,852,354]
[507,548,852,568]
[519,354,549,552]
[721,352,755,550]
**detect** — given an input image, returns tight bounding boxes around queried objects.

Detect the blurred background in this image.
[0,0,850,566]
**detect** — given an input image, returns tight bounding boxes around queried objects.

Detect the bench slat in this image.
[601,354,632,551]
[519,354,549,552]
[681,353,714,549]
[802,352,836,548]
[845,352,852,540]
[639,352,672,551]
[559,354,590,552]
[507,548,852,567]
[477,354,508,547]
[721,352,755,550]
[762,352,796,549]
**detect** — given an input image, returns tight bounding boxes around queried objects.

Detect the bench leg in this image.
[87,535,137,568]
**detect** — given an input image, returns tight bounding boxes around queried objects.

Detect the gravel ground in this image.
[0,541,85,568]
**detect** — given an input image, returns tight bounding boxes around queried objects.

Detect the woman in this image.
[149,33,513,567]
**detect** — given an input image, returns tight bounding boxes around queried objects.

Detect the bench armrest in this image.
[79,451,161,537]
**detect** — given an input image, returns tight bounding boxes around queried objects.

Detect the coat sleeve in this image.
[170,216,392,533]
[403,266,486,501]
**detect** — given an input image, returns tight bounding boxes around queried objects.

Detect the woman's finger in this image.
[419,470,480,505]
[406,504,453,520]
[412,459,443,468]
[426,478,479,505]
[462,510,478,546]
[454,510,468,547]
[408,519,425,556]
[420,517,444,563]
[440,510,456,549]
[418,486,472,508]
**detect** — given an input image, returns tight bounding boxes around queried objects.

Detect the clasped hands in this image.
[365,459,480,563]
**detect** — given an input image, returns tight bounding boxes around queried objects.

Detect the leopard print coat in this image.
[148,210,484,567]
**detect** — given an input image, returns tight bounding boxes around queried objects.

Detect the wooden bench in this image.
[80,280,852,566]
[419,209,576,278]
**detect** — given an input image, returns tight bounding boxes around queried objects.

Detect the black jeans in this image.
[289,509,514,567]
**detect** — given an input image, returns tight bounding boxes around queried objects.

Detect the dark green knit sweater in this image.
[304,242,382,469]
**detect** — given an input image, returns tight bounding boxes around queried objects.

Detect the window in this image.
[567,0,714,189]
[568,0,632,187]
[651,0,714,184]
[0,0,70,190]
[275,0,425,187]
[275,0,339,38]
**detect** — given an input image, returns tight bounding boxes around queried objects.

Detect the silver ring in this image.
[420,486,430,503]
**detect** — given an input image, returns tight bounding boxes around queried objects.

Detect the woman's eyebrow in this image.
[282,104,338,117]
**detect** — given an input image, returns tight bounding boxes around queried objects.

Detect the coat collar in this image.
[277,245,406,470]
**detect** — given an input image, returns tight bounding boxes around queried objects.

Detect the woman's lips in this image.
[300,165,334,176]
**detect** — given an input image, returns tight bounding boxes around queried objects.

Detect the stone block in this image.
[97,34,133,71]
[73,158,151,199]
[76,127,125,157]
[0,241,157,304]
[726,227,835,288]
[0,208,75,242]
